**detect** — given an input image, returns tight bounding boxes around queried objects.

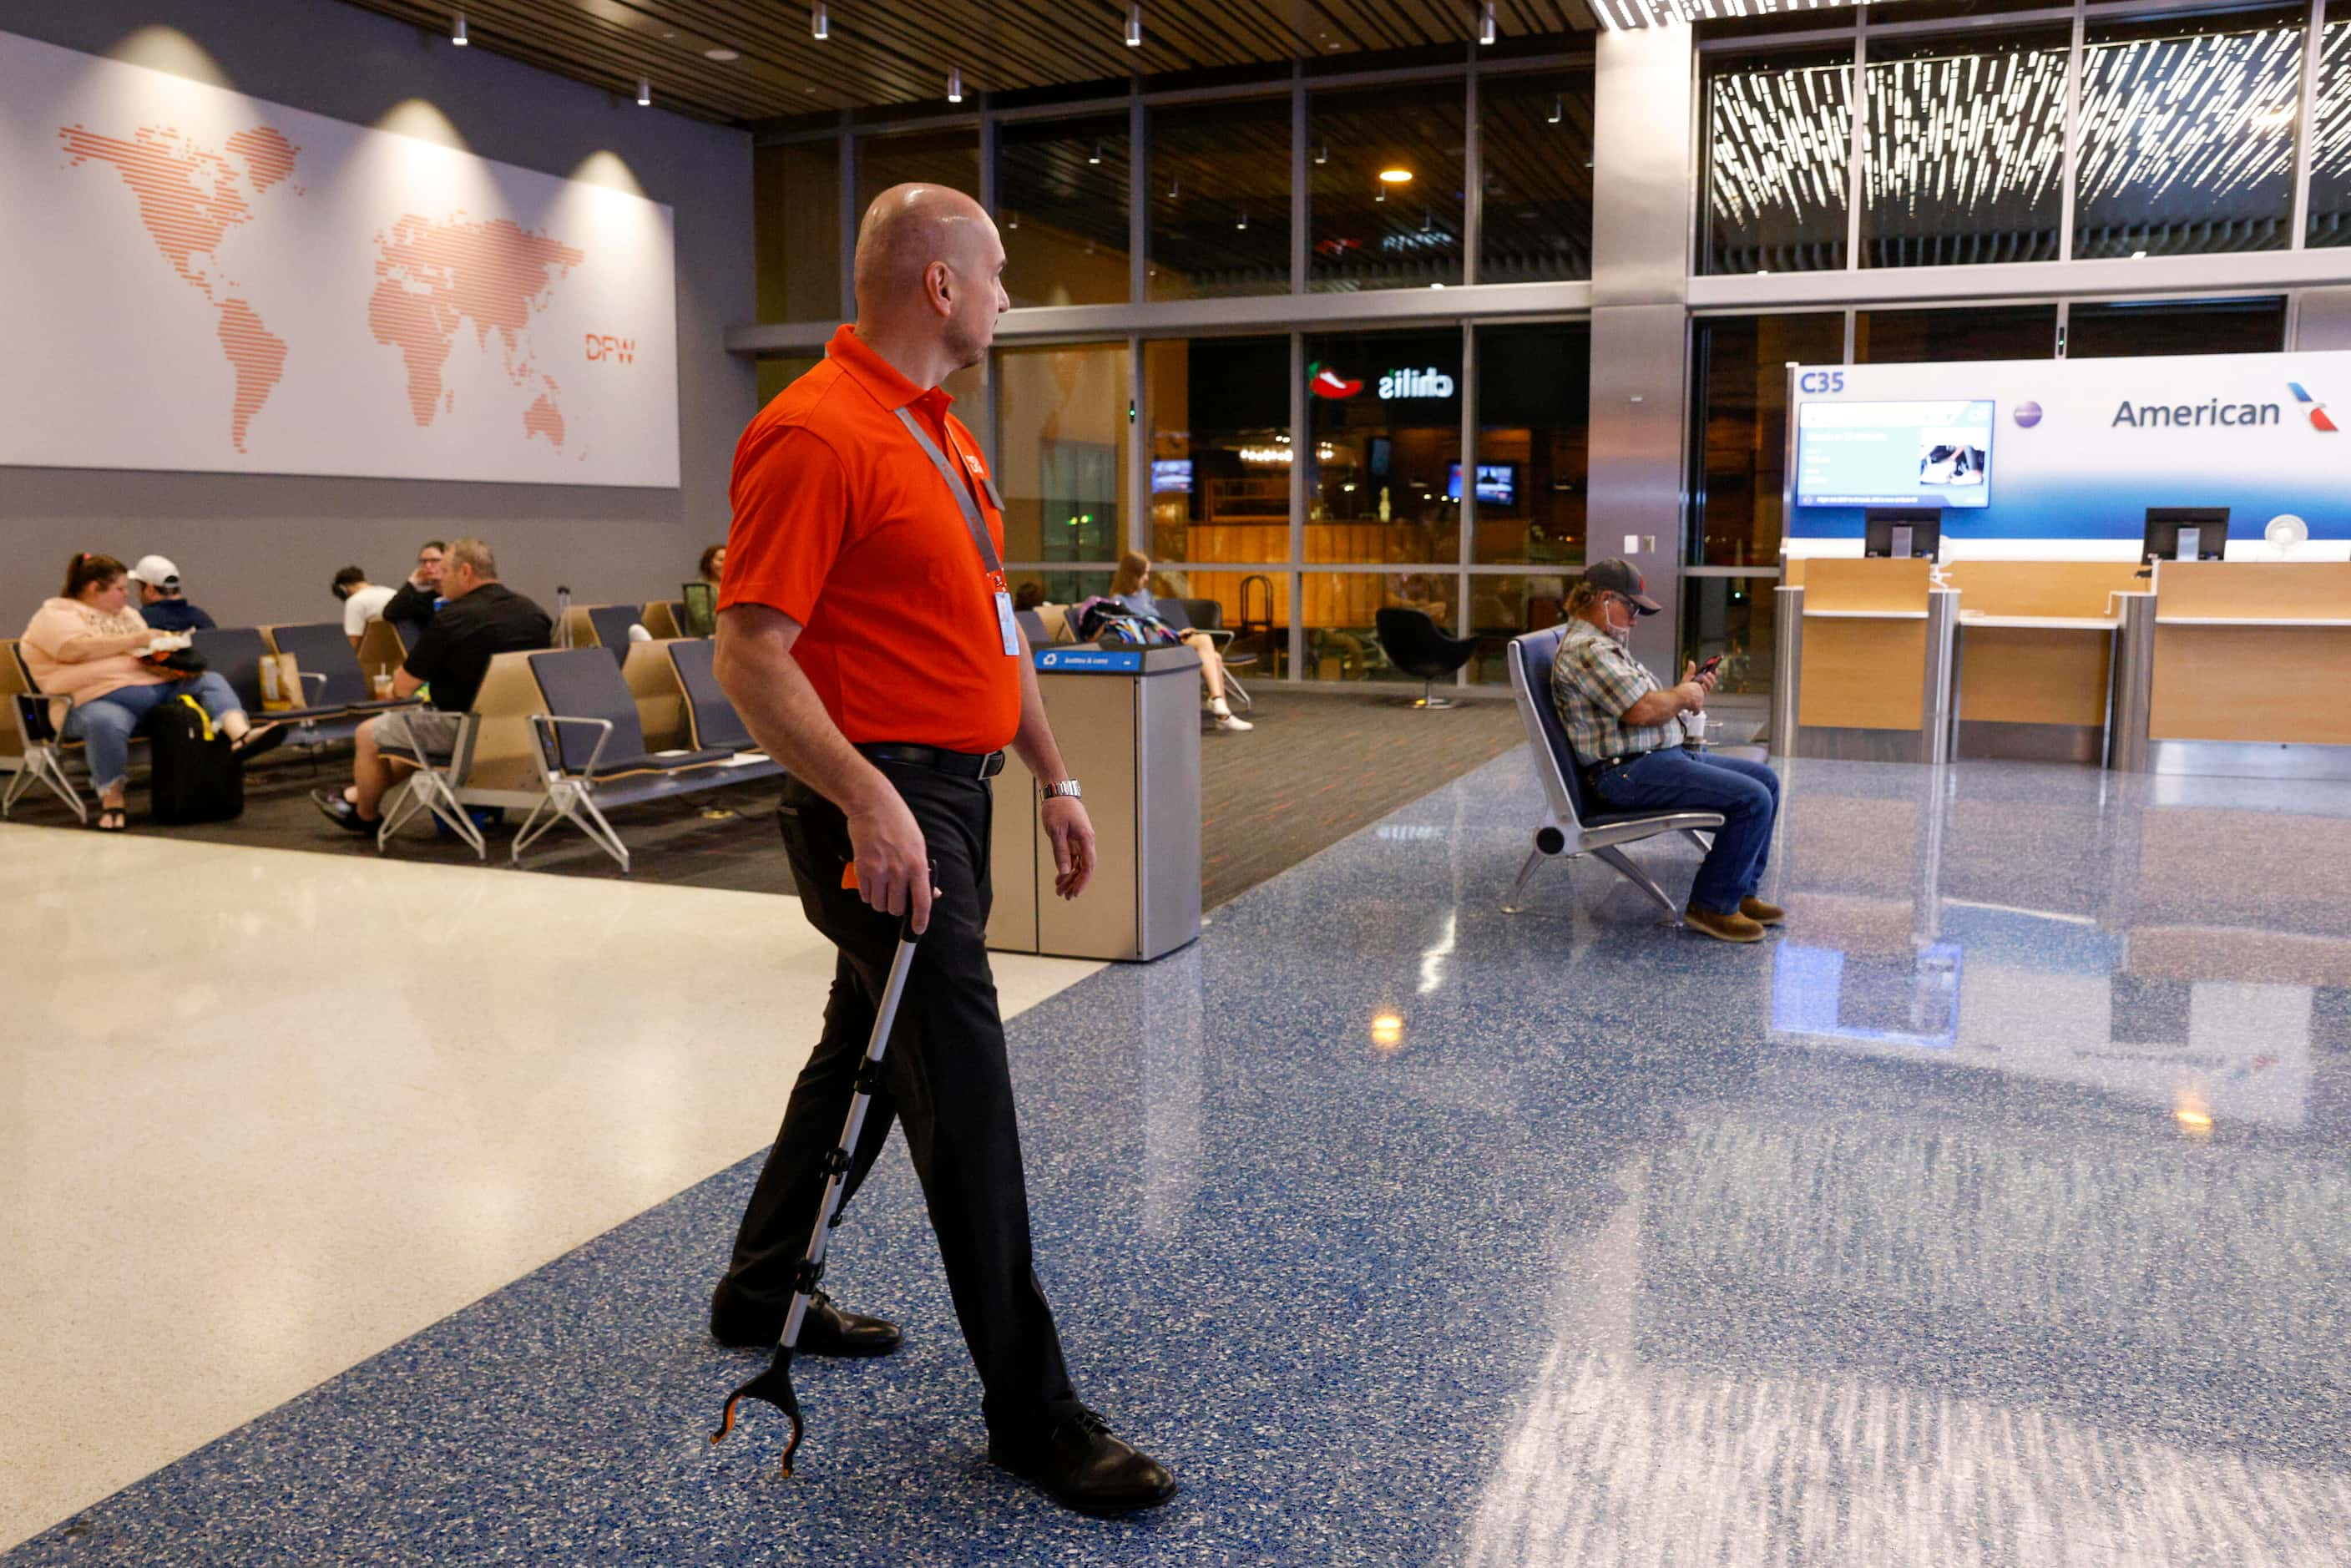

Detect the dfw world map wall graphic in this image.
[0,28,678,487]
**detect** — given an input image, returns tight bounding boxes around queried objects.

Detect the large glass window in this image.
[1474,322,1590,566]
[1855,305,2055,362]
[1144,336,1291,567]
[1468,574,1570,686]
[1862,31,2067,268]
[1146,98,1292,301]
[2067,297,2287,358]
[754,142,841,323]
[997,114,1130,308]
[1307,80,1466,292]
[2074,11,2304,259]
[994,343,1130,567]
[1702,50,1854,274]
[2311,18,2351,247]
[1689,312,1845,567]
[1303,328,1464,565]
[1306,573,1454,681]
[1479,68,1597,284]
[855,126,981,215]
[1681,578,1776,699]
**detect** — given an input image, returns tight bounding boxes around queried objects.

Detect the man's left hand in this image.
[1041,794,1096,900]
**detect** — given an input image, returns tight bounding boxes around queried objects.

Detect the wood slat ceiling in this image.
[333,0,1591,125]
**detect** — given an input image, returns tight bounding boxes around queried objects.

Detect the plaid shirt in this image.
[1550,617,1686,767]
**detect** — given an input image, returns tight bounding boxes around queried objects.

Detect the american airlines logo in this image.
[584,333,635,364]
[2288,381,2338,432]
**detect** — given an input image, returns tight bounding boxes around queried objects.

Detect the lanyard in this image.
[892,406,1005,591]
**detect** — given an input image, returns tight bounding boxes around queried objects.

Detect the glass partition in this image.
[754,142,841,323]
[1701,49,1854,274]
[1307,80,1466,292]
[1855,305,2055,362]
[994,342,1130,566]
[2308,18,2351,247]
[1146,98,1292,300]
[997,114,1130,308]
[1302,328,1464,564]
[1861,30,2067,268]
[2075,10,2304,258]
[1474,322,1590,566]
[2066,297,2287,358]
[1479,68,1597,284]
[1144,336,1292,567]
[855,127,982,215]
[1689,312,1845,567]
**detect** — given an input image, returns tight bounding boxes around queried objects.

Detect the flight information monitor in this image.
[1797,399,1995,509]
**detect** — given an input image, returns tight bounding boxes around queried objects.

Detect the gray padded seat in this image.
[526,648,730,776]
[665,637,752,753]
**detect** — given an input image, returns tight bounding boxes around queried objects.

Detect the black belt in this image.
[1583,750,1656,787]
[857,742,1007,779]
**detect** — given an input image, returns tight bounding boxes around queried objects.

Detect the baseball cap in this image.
[129,554,181,591]
[1584,557,1661,615]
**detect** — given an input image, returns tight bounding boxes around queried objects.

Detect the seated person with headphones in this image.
[1549,558,1783,943]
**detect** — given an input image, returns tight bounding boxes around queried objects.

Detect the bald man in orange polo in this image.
[709,184,1176,1517]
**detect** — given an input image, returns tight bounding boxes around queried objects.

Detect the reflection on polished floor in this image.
[7,755,2350,1565]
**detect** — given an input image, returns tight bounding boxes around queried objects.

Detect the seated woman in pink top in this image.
[19,552,282,831]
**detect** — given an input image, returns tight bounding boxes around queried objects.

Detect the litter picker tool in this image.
[710,858,925,1479]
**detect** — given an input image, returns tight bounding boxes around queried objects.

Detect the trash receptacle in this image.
[988,643,1201,962]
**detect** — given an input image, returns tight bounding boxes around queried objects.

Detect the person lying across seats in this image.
[1548,557,1785,943]
[311,538,552,833]
[19,552,284,832]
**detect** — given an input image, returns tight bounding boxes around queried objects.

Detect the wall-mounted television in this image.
[1445,461,1518,508]
[1796,399,1994,509]
[1150,458,1193,494]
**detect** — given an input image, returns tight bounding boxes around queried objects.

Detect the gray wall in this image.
[0,0,756,632]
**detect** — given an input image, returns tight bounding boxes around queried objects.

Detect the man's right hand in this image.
[845,787,933,933]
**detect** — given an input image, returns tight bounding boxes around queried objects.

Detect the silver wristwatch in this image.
[1041,778,1083,802]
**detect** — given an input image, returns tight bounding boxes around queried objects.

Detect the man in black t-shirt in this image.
[311,538,550,833]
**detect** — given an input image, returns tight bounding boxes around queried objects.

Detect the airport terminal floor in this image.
[8,747,2348,1565]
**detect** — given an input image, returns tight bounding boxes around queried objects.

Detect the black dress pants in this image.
[722,761,1077,1436]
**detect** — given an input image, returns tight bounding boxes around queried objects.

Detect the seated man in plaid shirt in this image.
[1550,558,1785,943]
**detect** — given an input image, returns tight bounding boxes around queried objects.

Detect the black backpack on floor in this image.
[147,695,245,824]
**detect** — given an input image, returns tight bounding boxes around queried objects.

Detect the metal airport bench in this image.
[1502,625,1725,923]
[509,646,779,873]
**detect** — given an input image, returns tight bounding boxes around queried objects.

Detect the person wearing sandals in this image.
[19,552,284,831]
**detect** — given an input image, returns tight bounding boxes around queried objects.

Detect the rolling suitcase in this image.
[147,694,245,824]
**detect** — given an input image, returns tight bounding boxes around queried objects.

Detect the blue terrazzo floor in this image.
[13,751,2351,1565]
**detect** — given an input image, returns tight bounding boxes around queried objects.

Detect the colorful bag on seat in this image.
[147,695,245,824]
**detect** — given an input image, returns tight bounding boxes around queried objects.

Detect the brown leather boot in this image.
[1739,897,1786,927]
[1683,903,1765,943]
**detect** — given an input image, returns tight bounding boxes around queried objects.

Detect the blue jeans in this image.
[1591,747,1781,914]
[62,673,244,793]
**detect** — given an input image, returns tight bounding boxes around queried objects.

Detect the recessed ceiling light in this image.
[1378,168,1413,184]
[705,47,741,61]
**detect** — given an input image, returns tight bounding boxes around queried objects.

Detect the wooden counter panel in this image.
[1803,556,1931,615]
[2150,625,2351,743]
[1959,626,2111,726]
[1798,617,1927,731]
[1940,559,2143,619]
[2154,559,2351,621]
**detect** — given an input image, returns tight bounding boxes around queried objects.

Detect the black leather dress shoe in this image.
[988,1406,1178,1516]
[709,1287,902,1357]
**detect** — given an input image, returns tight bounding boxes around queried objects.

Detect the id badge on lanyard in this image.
[894,407,1020,657]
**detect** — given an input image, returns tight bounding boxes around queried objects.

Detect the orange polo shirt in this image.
[721,325,1020,755]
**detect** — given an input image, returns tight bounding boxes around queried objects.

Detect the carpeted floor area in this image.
[3,688,1525,910]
